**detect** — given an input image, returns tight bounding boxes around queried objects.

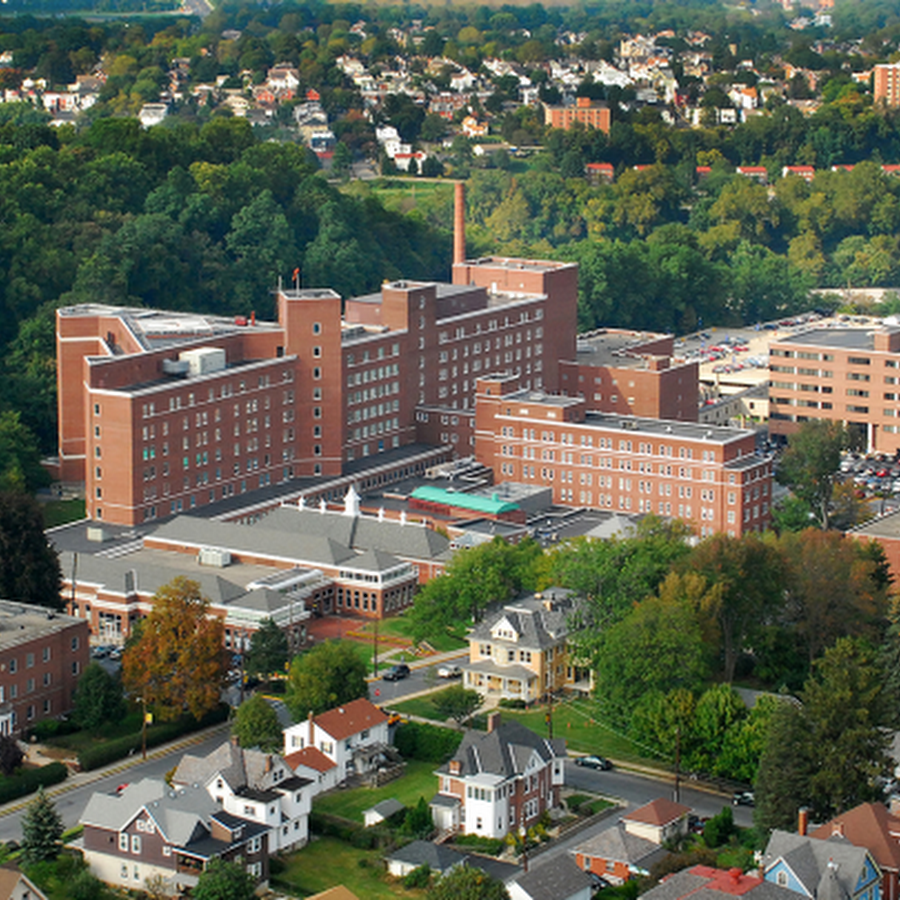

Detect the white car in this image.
[437,664,462,679]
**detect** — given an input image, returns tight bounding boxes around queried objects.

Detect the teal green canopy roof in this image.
[410,486,520,515]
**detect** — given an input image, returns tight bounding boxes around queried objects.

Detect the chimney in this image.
[487,711,501,733]
[798,807,809,836]
[453,182,466,266]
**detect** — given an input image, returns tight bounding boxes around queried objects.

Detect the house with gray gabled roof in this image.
[431,713,566,839]
[386,840,467,877]
[762,830,882,900]
[573,822,670,883]
[171,739,312,852]
[510,853,593,900]
[463,588,587,703]
[79,778,269,894]
[363,798,405,828]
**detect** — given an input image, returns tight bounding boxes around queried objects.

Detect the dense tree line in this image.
[0,113,450,469]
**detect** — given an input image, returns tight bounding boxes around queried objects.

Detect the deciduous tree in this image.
[427,865,510,900]
[121,577,225,722]
[232,694,282,752]
[284,640,367,721]
[193,858,256,900]
[433,685,483,726]
[776,420,847,529]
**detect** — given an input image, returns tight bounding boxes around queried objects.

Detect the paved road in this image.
[0,728,230,844]
[525,761,753,872]
[367,657,466,705]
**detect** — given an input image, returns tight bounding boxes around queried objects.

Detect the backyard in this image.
[274,836,424,900]
[313,759,438,823]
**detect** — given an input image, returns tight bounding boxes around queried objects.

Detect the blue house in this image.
[763,830,882,900]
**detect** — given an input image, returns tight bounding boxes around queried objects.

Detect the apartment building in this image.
[56,254,577,526]
[559,329,699,422]
[474,375,771,537]
[543,97,611,133]
[768,326,900,453]
[0,601,89,735]
[875,64,900,108]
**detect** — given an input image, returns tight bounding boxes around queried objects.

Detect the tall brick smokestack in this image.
[454,181,466,266]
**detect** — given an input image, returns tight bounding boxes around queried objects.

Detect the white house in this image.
[172,740,313,853]
[431,713,566,840]
[283,697,390,782]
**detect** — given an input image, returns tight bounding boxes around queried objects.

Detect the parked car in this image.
[732,791,755,806]
[574,755,613,770]
[437,664,462,679]
[382,663,411,682]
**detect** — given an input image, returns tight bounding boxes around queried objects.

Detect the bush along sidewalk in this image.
[77,705,228,771]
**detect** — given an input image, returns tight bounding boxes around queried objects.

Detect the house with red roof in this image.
[641,865,800,900]
[782,165,816,182]
[737,166,769,183]
[809,803,900,900]
[623,798,691,844]
[282,698,391,784]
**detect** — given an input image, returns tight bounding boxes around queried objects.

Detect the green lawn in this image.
[42,498,86,528]
[44,710,144,752]
[274,836,421,899]
[313,760,438,822]
[355,617,468,654]
[392,696,665,769]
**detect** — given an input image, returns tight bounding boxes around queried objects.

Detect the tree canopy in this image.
[232,694,282,753]
[284,640,368,721]
[0,491,62,609]
[121,576,226,722]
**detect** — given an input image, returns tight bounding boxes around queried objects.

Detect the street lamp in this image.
[519,824,528,873]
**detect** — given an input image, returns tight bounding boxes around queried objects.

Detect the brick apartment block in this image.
[474,374,771,537]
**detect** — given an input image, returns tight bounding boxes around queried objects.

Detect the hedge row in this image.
[310,810,400,851]
[77,704,229,771]
[0,762,67,805]
[393,721,462,763]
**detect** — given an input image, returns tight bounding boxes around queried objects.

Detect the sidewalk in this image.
[0,721,231,820]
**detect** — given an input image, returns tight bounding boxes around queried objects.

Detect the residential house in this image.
[283,697,391,782]
[0,866,49,900]
[782,165,816,182]
[510,854,593,900]
[586,162,615,184]
[431,713,566,839]
[762,830,882,900]
[171,739,313,853]
[641,865,801,900]
[462,588,583,704]
[283,745,339,794]
[79,779,269,894]
[809,805,900,900]
[386,841,466,878]
[138,103,168,129]
[623,798,691,845]
[573,822,669,883]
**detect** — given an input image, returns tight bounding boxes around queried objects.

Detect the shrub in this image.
[0,762,67,805]
[499,698,527,710]
[404,864,431,889]
[77,704,228,771]
[703,807,736,848]
[394,722,462,763]
[452,833,505,855]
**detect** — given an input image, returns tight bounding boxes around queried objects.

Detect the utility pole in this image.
[674,724,681,804]
[373,618,379,678]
